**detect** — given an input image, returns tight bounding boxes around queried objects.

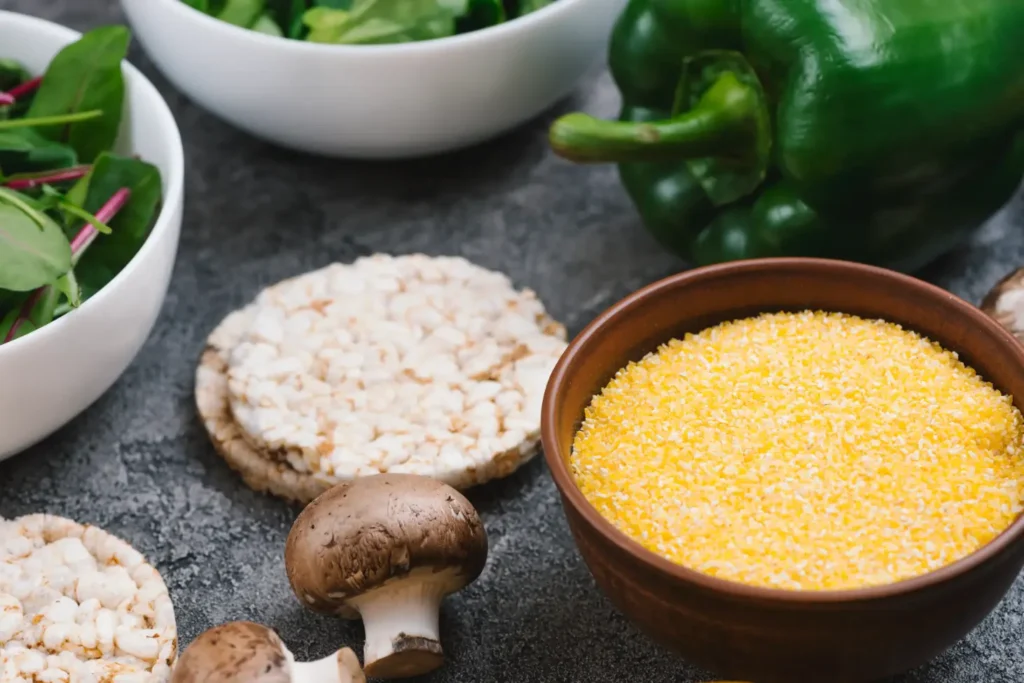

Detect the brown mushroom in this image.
[284,474,488,680]
[170,621,365,683]
[981,266,1024,342]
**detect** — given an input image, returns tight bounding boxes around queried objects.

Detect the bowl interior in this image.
[136,0,604,53]
[0,12,183,199]
[0,10,184,355]
[544,257,1024,595]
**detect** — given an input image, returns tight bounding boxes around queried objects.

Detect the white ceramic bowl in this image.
[121,0,623,159]
[0,11,185,461]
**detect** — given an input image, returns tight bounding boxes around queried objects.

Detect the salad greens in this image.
[0,26,163,345]
[184,0,555,44]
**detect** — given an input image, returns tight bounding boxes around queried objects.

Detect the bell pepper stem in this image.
[550,72,764,164]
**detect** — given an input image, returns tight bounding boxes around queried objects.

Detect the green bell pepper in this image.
[548,0,1024,271]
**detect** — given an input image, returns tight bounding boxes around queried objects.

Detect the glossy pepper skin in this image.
[549,0,1024,271]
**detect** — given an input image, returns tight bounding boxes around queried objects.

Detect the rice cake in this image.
[196,254,568,504]
[0,514,177,683]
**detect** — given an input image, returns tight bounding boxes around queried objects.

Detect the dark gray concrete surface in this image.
[3,1,1024,681]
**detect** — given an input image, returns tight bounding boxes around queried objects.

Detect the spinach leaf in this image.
[305,0,467,43]
[290,12,310,38]
[74,153,162,287]
[0,305,36,342]
[513,0,551,15]
[0,110,104,133]
[26,26,128,163]
[54,271,81,309]
[0,289,19,314]
[65,169,92,211]
[0,128,77,176]
[0,189,72,292]
[218,0,266,27]
[264,0,309,37]
[403,15,459,41]
[26,285,59,330]
[456,0,504,32]
[37,185,113,236]
[1,165,91,192]
[73,260,118,303]
[187,0,230,13]
[303,7,349,40]
[0,60,30,93]
[251,14,285,35]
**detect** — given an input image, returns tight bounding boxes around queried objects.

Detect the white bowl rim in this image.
[0,10,185,357]
[135,0,595,54]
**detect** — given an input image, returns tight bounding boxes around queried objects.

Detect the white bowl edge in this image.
[0,10,186,459]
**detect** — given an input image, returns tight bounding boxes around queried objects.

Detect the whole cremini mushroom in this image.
[170,621,365,683]
[284,474,489,679]
[981,266,1024,342]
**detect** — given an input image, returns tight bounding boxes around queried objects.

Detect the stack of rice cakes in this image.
[197,254,569,503]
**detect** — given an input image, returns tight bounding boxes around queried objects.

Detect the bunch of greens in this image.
[0,26,163,345]
[183,0,555,44]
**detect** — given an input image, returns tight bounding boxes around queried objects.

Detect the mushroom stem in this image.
[291,647,366,683]
[351,571,456,679]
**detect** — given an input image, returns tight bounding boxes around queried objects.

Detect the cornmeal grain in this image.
[571,311,1024,590]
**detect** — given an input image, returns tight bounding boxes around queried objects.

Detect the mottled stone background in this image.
[2,1,1023,681]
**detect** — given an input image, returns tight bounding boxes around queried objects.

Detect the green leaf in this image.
[74,153,162,286]
[0,110,104,132]
[65,168,93,209]
[513,0,550,15]
[0,290,22,333]
[0,188,72,292]
[456,0,504,32]
[290,12,310,38]
[405,15,458,40]
[0,306,36,343]
[0,289,20,315]
[333,17,417,42]
[27,284,59,330]
[304,6,349,39]
[0,60,30,92]
[54,270,81,309]
[251,14,285,35]
[265,0,309,37]
[72,260,117,303]
[0,128,78,176]
[37,185,113,235]
[26,26,129,163]
[218,0,266,26]
[305,0,465,43]
[182,0,212,12]
[315,0,352,7]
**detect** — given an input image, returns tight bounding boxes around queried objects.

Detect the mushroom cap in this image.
[981,266,1024,341]
[284,473,488,615]
[170,621,291,683]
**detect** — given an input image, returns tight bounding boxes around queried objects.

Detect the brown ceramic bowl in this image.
[541,258,1024,683]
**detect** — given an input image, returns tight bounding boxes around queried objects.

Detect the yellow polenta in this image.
[571,311,1024,590]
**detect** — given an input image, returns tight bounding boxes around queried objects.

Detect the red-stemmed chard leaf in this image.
[1,187,131,344]
[76,153,161,277]
[69,187,130,257]
[3,165,91,190]
[0,188,71,292]
[26,26,128,163]
[6,77,42,101]
[0,76,43,107]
